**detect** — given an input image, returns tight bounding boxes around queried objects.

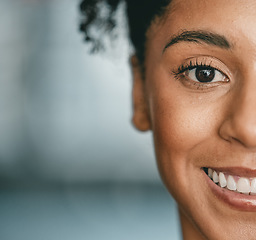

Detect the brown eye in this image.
[184,66,226,83]
[195,67,215,82]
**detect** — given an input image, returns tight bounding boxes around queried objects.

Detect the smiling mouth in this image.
[203,167,256,195]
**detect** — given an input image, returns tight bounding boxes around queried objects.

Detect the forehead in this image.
[167,0,255,28]
[150,0,256,37]
[145,0,256,64]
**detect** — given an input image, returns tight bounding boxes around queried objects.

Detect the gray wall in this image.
[0,0,160,183]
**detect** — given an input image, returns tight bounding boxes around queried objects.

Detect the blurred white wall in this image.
[0,0,160,183]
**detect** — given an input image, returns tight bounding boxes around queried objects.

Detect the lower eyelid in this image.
[179,75,222,90]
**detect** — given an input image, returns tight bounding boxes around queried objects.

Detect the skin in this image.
[131,0,256,239]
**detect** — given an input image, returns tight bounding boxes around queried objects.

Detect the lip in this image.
[203,168,256,211]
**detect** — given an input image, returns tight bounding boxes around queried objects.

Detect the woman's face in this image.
[132,0,256,239]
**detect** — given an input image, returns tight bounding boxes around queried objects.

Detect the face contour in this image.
[132,0,256,239]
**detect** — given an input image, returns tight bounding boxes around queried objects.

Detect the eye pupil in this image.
[195,67,215,82]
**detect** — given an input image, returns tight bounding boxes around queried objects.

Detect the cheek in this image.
[147,78,222,193]
[150,88,217,157]
[146,67,221,155]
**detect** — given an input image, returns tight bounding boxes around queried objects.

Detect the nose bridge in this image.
[220,80,256,148]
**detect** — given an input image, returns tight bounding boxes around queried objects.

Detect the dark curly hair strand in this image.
[79,0,171,64]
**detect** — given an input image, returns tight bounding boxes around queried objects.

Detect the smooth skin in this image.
[132,0,256,239]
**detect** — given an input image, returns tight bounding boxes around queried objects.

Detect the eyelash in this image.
[175,60,213,74]
[172,60,229,90]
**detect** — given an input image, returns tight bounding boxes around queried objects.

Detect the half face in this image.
[132,0,256,239]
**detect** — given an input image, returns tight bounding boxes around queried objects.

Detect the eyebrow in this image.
[163,30,231,52]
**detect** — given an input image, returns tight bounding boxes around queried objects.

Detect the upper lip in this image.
[204,167,256,178]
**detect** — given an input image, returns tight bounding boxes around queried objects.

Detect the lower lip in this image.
[203,170,256,211]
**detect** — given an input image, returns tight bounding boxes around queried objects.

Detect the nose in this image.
[219,82,256,149]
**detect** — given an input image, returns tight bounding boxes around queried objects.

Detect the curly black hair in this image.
[80,0,171,64]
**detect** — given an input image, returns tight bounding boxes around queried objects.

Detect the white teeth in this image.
[227,175,236,191]
[251,178,256,195]
[237,177,250,194]
[219,172,227,188]
[213,171,219,183]
[206,168,256,195]
[208,168,213,178]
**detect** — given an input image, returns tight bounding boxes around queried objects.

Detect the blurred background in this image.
[0,0,180,239]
